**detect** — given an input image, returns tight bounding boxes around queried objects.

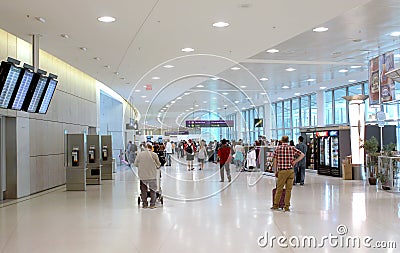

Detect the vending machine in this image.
[316,130,350,177]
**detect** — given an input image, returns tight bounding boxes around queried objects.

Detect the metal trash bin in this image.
[352,164,366,180]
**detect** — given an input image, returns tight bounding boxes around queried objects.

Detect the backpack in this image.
[186,145,193,154]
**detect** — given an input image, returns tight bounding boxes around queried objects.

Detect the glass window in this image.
[334,88,347,124]
[283,100,291,128]
[301,96,310,127]
[292,98,300,128]
[310,94,317,126]
[325,91,333,125]
[276,102,283,129]
[348,84,362,96]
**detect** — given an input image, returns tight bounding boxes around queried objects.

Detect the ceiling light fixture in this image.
[93,57,101,61]
[211,77,219,80]
[320,86,327,89]
[35,17,46,23]
[171,101,176,104]
[240,85,247,88]
[197,84,204,88]
[235,101,239,104]
[80,47,87,51]
[177,97,182,100]
[306,78,316,82]
[60,34,69,39]
[260,77,269,81]
[152,76,160,80]
[145,100,150,103]
[231,67,241,70]
[141,95,147,98]
[97,16,116,23]
[285,67,296,72]
[294,93,301,96]
[241,107,246,110]
[277,97,283,100]
[349,79,357,83]
[260,92,267,95]
[181,47,194,52]
[266,49,279,53]
[212,21,230,28]
[222,92,229,95]
[184,92,190,95]
[135,90,141,92]
[203,101,207,103]
[338,69,348,73]
[282,85,290,89]
[390,31,400,37]
[313,27,329,32]
[350,65,362,69]
[163,65,174,68]
[104,65,111,68]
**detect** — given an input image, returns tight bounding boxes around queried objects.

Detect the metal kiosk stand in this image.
[101,135,113,180]
[66,134,87,191]
[86,135,101,185]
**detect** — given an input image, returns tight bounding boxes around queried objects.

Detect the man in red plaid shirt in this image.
[271,136,305,212]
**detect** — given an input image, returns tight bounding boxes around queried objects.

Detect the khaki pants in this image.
[273,169,294,209]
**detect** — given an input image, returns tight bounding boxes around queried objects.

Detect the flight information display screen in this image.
[38,79,58,114]
[27,76,48,112]
[10,70,34,110]
[0,64,21,108]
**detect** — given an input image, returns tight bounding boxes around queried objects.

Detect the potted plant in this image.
[377,143,397,190]
[361,136,379,185]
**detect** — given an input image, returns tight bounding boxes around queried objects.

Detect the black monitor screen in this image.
[10,69,35,110]
[38,78,57,114]
[27,76,48,112]
[0,64,22,108]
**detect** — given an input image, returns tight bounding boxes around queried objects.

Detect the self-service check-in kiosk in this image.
[66,134,86,191]
[101,135,113,180]
[86,135,101,185]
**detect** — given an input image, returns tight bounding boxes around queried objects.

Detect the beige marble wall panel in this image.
[29,157,37,193]
[16,38,31,64]
[0,30,7,60]
[7,33,16,58]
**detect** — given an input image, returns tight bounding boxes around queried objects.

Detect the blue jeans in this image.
[294,163,306,184]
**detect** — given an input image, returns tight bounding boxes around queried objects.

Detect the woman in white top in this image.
[197,141,208,170]
[234,140,245,171]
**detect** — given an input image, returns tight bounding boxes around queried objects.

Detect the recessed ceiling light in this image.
[282,85,290,89]
[241,107,246,110]
[197,84,204,88]
[97,16,116,23]
[93,57,101,61]
[260,92,267,95]
[165,105,170,107]
[260,77,269,81]
[277,97,283,100]
[171,101,176,104]
[135,90,141,92]
[177,97,182,100]
[349,79,357,83]
[313,27,329,32]
[285,67,296,72]
[320,86,327,89]
[235,101,239,104]
[181,47,194,52]
[217,107,221,110]
[294,92,301,96]
[152,76,160,80]
[184,92,190,95]
[114,71,119,75]
[104,65,111,68]
[190,107,194,110]
[60,34,69,39]
[306,78,316,82]
[222,92,229,95]
[223,104,228,107]
[163,65,174,68]
[141,95,147,98]
[231,67,240,70]
[338,69,348,73]
[211,77,219,81]
[212,21,230,28]
[185,110,189,112]
[350,65,362,69]
[240,85,247,88]
[263,101,268,104]
[145,100,150,103]
[203,101,207,103]
[195,104,199,107]
[266,49,279,53]
[390,31,400,37]
[80,47,87,51]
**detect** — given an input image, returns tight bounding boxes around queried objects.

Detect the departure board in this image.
[27,76,48,112]
[38,79,57,114]
[0,64,21,108]
[10,69,35,110]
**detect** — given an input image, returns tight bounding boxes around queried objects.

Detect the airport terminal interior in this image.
[1,0,400,252]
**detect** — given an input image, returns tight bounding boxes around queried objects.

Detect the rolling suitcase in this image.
[272,187,286,208]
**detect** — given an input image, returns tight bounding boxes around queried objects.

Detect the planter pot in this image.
[368,177,377,185]
[382,185,391,191]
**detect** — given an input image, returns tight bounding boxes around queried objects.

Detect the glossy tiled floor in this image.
[1,155,400,252]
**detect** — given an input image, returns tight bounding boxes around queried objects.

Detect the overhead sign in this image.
[165,131,189,136]
[316,131,329,137]
[185,120,234,128]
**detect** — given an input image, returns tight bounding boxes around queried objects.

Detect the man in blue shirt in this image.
[294,136,307,185]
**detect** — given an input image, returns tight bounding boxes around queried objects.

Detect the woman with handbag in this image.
[197,141,208,170]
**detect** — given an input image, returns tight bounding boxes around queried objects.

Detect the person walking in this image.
[134,143,161,209]
[197,141,207,170]
[165,140,173,166]
[126,141,134,167]
[233,140,245,171]
[185,139,196,171]
[271,136,304,212]
[217,139,232,182]
[294,136,307,185]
